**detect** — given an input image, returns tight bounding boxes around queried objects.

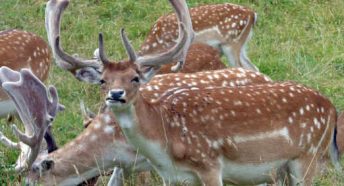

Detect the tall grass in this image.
[0,0,343,185]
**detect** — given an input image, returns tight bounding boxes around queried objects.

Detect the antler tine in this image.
[45,0,101,73]
[98,33,111,65]
[80,100,96,128]
[120,28,137,62]
[0,68,61,172]
[0,67,20,84]
[135,0,194,70]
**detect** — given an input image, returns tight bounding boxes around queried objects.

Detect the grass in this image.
[0,0,343,185]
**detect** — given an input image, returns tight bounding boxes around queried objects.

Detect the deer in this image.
[44,0,258,85]
[0,29,51,117]
[45,0,270,169]
[337,112,344,155]
[2,68,341,186]
[0,67,60,173]
[86,0,340,185]
[23,64,272,185]
[0,29,58,153]
[139,2,259,71]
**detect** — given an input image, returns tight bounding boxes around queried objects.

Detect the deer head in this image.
[0,67,61,172]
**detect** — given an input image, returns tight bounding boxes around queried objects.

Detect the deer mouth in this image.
[106,97,126,104]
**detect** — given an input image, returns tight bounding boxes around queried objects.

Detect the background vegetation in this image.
[0,0,343,185]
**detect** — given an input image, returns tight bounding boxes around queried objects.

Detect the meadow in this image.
[0,0,343,185]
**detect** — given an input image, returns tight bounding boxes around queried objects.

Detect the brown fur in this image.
[101,60,336,185]
[0,29,51,101]
[159,43,225,74]
[337,112,344,155]
[140,3,256,55]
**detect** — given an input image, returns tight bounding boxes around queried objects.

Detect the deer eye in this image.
[99,79,106,85]
[131,76,140,83]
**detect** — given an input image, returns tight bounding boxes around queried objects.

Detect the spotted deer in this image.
[0,67,61,173]
[0,29,51,117]
[337,112,344,155]
[139,2,259,71]
[8,68,340,186]
[0,29,58,153]
[24,63,272,185]
[45,0,257,85]
[91,0,339,185]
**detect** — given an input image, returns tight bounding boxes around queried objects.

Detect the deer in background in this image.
[0,29,58,153]
[0,29,51,117]
[45,0,258,85]
[139,2,259,71]
[90,0,340,185]
[337,112,344,155]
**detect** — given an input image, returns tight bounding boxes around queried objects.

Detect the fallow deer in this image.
[44,0,257,85]
[0,29,58,153]
[90,0,340,185]
[0,29,51,117]
[139,2,259,71]
[24,62,273,185]
[0,67,61,173]
[337,112,344,155]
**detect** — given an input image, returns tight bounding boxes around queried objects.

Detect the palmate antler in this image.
[0,67,61,172]
[45,0,102,83]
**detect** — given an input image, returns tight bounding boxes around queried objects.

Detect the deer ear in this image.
[75,67,102,84]
[138,66,160,84]
[41,159,55,171]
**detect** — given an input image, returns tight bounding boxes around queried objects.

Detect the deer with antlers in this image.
[45,0,258,85]
[0,67,60,173]
[46,0,341,185]
[23,65,271,185]
[1,67,340,185]
[0,29,59,153]
[90,0,339,185]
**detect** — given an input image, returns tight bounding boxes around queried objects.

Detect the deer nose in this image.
[109,89,125,100]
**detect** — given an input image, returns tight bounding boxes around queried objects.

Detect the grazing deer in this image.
[45,0,257,85]
[0,29,58,153]
[90,0,339,185]
[0,67,60,172]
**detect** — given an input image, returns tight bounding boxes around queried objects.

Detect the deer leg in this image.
[239,45,259,72]
[219,45,236,67]
[44,126,58,153]
[287,155,317,186]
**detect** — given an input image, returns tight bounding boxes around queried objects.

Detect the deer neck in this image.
[111,92,173,163]
[112,92,165,141]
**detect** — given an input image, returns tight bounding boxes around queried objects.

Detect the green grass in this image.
[0,0,344,185]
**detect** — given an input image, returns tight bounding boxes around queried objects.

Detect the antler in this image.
[99,0,194,72]
[80,100,96,128]
[0,67,60,172]
[45,0,102,80]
